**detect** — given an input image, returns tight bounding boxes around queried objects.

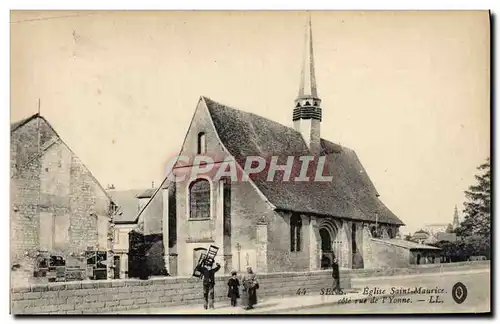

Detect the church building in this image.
[138,18,405,276]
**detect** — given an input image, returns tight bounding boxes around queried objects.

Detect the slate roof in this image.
[107,189,145,223]
[203,97,404,226]
[11,113,40,132]
[372,238,440,250]
[11,113,62,138]
[137,188,157,199]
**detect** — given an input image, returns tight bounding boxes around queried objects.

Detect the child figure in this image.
[227,270,240,307]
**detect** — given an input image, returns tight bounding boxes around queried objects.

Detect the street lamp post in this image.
[236,243,241,272]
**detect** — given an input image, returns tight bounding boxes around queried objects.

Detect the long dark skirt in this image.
[241,287,257,309]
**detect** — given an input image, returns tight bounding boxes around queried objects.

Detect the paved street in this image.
[283,269,490,314]
[112,268,490,315]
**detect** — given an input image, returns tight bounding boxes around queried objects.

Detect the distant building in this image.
[411,230,430,244]
[107,189,146,279]
[419,205,461,244]
[10,114,115,287]
[423,224,449,236]
[369,239,441,266]
[452,205,460,230]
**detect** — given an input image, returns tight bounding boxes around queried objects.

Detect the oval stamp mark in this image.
[452,282,468,304]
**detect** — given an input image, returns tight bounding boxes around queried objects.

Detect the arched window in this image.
[290,213,302,252]
[189,179,210,219]
[197,132,206,154]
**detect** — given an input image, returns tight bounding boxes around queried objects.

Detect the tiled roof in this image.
[137,188,157,199]
[107,189,146,223]
[11,113,40,132]
[204,97,404,225]
[373,238,441,250]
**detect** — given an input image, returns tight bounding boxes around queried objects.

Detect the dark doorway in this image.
[113,255,120,279]
[320,228,332,269]
[321,256,331,269]
[416,254,421,265]
[320,228,331,252]
[128,230,148,279]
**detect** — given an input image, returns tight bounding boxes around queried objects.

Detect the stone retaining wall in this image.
[11,270,350,314]
[11,260,489,315]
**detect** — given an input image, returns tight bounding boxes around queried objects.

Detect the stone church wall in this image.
[228,180,276,274]
[141,191,163,235]
[363,238,411,269]
[267,211,311,272]
[173,99,232,276]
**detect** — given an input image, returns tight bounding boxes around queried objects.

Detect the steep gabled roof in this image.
[11,113,62,138]
[11,114,39,132]
[203,96,404,225]
[11,113,115,204]
[107,189,146,223]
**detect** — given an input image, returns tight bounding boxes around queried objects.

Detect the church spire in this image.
[452,205,460,229]
[293,14,322,154]
[298,15,318,98]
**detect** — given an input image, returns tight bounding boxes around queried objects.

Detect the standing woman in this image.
[241,267,259,310]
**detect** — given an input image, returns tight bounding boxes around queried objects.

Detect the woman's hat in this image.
[231,270,237,275]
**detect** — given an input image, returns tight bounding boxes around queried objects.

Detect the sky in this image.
[10,10,490,234]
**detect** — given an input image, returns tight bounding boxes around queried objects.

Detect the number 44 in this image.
[296,288,307,295]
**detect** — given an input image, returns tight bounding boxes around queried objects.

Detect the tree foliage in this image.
[430,236,490,261]
[455,157,491,238]
[445,223,454,233]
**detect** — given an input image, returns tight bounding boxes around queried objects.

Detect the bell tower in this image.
[293,15,322,154]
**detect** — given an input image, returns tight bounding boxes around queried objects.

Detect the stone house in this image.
[10,114,115,287]
[107,189,144,279]
[107,188,158,279]
[137,19,407,276]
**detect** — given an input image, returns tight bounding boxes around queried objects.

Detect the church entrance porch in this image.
[318,219,345,270]
[313,217,356,270]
